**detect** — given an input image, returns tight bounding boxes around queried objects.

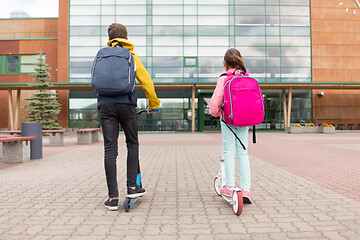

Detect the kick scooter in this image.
[122,108,158,212]
[213,153,243,215]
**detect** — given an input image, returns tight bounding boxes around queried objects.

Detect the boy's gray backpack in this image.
[91,44,136,96]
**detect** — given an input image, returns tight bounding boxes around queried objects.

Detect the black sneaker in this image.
[127,186,146,198]
[104,198,119,211]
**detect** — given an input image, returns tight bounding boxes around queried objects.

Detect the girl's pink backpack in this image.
[222,70,265,127]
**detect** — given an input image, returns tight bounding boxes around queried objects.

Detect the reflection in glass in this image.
[6,56,19,64]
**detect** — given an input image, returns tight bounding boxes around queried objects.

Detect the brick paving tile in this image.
[0,132,359,240]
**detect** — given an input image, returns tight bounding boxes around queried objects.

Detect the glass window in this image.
[198,57,223,67]
[281,47,310,57]
[267,47,280,57]
[281,36,310,46]
[101,5,115,15]
[153,57,183,67]
[70,16,100,26]
[198,16,228,26]
[184,5,197,15]
[116,16,146,25]
[244,58,266,67]
[153,5,182,15]
[266,16,279,25]
[70,27,100,36]
[153,0,182,4]
[199,27,228,35]
[236,26,265,35]
[266,6,279,15]
[198,0,228,4]
[280,0,309,5]
[184,16,197,26]
[115,0,146,4]
[70,36,101,46]
[198,6,228,15]
[130,36,147,46]
[70,61,93,68]
[6,56,19,64]
[267,57,280,67]
[235,6,265,15]
[235,16,265,25]
[70,5,100,15]
[281,57,311,67]
[153,26,183,35]
[21,55,38,64]
[126,26,147,36]
[70,47,100,57]
[184,57,197,67]
[71,0,99,5]
[198,47,228,57]
[153,47,183,57]
[101,16,116,25]
[236,36,265,46]
[280,16,310,26]
[153,16,183,25]
[281,67,311,78]
[241,47,265,57]
[199,36,228,46]
[266,26,280,35]
[6,64,19,73]
[280,6,309,16]
[184,36,197,46]
[184,47,197,56]
[281,27,310,36]
[116,5,146,15]
[184,26,198,35]
[153,36,183,46]
[235,0,265,4]
[266,36,280,46]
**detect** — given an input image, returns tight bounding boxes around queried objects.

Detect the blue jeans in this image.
[100,104,139,198]
[221,121,251,190]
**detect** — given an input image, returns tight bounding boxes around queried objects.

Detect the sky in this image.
[0,0,59,18]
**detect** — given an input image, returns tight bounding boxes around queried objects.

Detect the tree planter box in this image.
[288,126,303,134]
[303,126,319,133]
[320,126,335,134]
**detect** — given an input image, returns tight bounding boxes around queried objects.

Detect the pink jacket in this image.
[209,68,241,119]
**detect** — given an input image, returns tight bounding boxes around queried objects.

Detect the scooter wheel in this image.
[232,190,243,216]
[214,177,221,196]
[123,198,130,212]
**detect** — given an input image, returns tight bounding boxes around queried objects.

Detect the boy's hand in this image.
[146,108,159,114]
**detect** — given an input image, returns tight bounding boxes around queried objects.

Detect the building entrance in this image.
[198,93,220,132]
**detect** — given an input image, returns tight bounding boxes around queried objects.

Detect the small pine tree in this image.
[23,53,62,130]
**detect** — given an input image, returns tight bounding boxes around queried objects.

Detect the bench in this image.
[1,129,70,146]
[43,130,70,146]
[0,130,21,135]
[0,136,36,163]
[75,128,101,145]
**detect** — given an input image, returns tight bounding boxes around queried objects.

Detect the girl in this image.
[209,48,252,204]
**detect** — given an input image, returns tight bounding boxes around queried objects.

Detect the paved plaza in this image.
[0,131,360,240]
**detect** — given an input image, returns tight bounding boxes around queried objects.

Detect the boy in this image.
[99,23,161,211]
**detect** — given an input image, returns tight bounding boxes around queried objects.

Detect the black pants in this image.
[100,104,139,198]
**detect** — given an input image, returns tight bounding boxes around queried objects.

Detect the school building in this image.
[1,0,360,131]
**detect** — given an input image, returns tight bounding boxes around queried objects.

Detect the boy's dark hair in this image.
[224,48,247,73]
[108,23,127,39]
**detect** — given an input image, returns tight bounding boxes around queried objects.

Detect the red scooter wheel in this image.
[232,190,243,215]
[214,177,221,196]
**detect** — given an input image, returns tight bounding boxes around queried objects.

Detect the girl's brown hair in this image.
[224,48,247,73]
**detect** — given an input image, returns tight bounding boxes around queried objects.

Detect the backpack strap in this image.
[219,73,228,78]
[110,40,123,47]
[253,126,256,143]
[221,120,246,150]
